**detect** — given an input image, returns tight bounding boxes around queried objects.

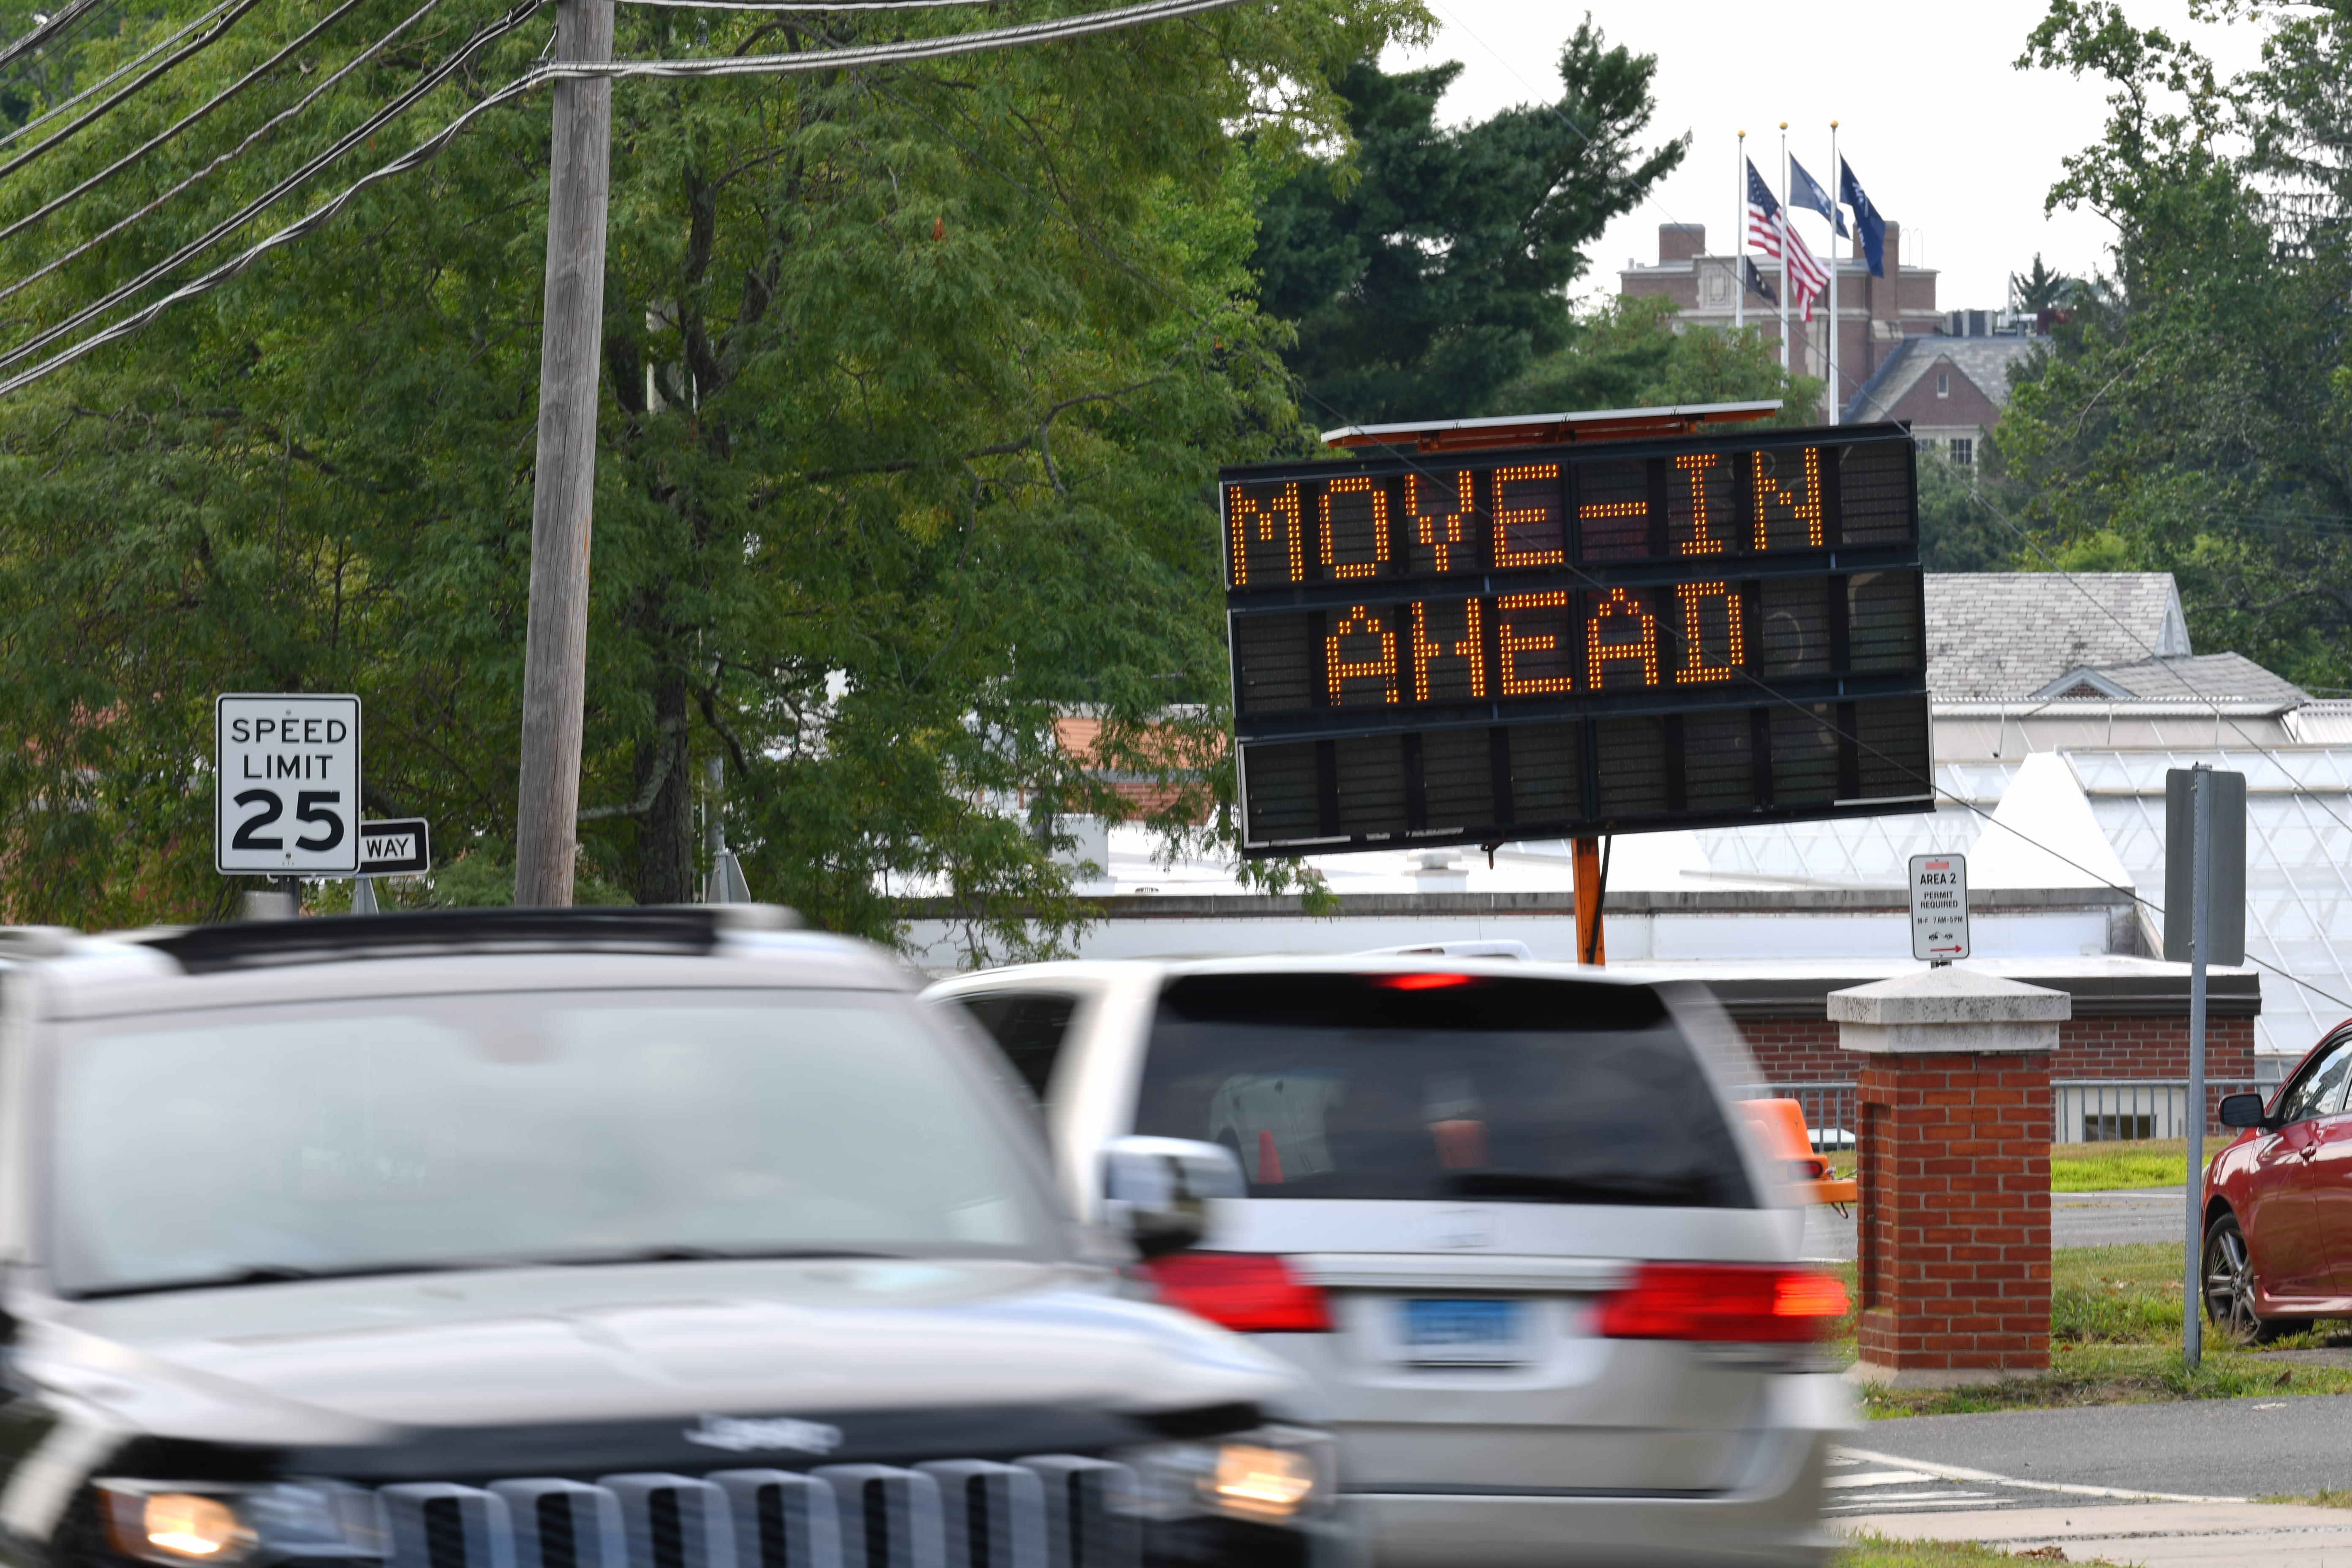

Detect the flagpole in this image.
[1829,120,1841,423]
[1777,122,1790,373]
[1734,130,1745,330]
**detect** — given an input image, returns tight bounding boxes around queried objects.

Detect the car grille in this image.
[376,1459,1138,1568]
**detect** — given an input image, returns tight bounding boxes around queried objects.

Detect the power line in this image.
[0,0,445,312]
[0,0,1259,398]
[621,0,998,8]
[0,0,107,76]
[0,0,262,184]
[0,0,548,384]
[0,0,442,315]
[0,0,381,249]
[0,0,205,151]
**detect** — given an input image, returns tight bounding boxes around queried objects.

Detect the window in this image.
[52,990,1056,1294]
[952,991,1082,1099]
[2276,1037,2352,1125]
[1949,438,1974,466]
[1134,972,1755,1208]
[1936,371,1950,397]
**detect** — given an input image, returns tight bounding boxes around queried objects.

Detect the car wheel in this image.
[2203,1213,2306,1343]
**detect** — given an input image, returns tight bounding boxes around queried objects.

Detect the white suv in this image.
[927,957,1851,1568]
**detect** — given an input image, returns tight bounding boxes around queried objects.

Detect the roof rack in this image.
[135,904,800,976]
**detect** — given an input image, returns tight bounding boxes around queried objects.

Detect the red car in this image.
[2202,1033,2352,1339]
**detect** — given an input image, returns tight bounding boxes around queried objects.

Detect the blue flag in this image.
[1742,256,1777,306]
[1788,156,1848,237]
[1840,157,1887,278]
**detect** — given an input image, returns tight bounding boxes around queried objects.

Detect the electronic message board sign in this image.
[1222,422,1931,856]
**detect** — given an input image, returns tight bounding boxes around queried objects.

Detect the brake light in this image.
[1374,972,1474,990]
[1143,1253,1333,1332]
[1595,1263,1849,1343]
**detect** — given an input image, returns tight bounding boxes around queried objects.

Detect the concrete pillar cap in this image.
[1828,966,2072,1025]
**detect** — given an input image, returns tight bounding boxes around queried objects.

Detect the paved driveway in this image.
[1803,1186,2189,1259]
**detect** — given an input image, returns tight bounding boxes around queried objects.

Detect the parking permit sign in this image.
[1908,853,1969,961]
[215,694,362,875]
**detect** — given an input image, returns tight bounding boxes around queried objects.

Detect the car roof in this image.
[3,908,913,1023]
[927,954,1661,991]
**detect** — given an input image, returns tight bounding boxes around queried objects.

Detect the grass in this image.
[1819,1242,2352,1416]
[2048,1137,2221,1191]
[1837,1532,2113,1565]
[2263,1489,2352,1508]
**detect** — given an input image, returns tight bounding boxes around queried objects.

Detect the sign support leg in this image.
[1573,836,1607,966]
[351,875,378,915]
[2185,763,2211,1369]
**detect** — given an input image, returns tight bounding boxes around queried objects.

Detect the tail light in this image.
[1595,1262,1849,1343]
[1142,1252,1332,1332]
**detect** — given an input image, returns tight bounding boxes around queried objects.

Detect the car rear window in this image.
[1132,972,1755,1209]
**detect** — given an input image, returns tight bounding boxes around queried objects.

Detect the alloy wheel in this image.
[2203,1219,2261,1341]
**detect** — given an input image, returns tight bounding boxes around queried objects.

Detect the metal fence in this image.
[1739,1079,2262,1149]
[2053,1079,2261,1143]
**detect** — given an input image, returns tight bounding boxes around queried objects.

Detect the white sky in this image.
[1383,0,2272,312]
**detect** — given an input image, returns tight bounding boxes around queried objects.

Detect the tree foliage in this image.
[0,0,1424,948]
[1998,0,2352,688]
[1250,19,1683,427]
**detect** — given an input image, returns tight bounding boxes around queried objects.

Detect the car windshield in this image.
[1133,973,1755,1208]
[51,988,1054,1295]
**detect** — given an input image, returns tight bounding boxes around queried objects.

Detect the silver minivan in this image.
[927,956,1851,1567]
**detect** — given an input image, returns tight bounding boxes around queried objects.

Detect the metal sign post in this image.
[2165,763,2244,1371]
[1908,853,1968,964]
[2186,766,2211,1369]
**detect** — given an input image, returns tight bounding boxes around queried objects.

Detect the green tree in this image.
[1485,293,1821,422]
[1251,18,1682,427]
[0,0,1421,949]
[1999,0,2352,688]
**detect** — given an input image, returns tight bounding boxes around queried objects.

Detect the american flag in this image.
[1745,158,1830,323]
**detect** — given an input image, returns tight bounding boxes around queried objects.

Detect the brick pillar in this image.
[1832,968,2067,1389]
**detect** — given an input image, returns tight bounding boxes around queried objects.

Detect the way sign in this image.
[1908,852,1969,962]
[215,694,362,876]
[359,818,431,875]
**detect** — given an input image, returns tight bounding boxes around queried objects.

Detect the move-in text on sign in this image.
[1220,425,1931,855]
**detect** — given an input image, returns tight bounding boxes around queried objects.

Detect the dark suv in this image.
[0,909,1340,1568]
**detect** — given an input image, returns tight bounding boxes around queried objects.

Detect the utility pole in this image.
[513,0,616,907]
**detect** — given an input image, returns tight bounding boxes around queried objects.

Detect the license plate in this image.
[1400,1298,1527,1364]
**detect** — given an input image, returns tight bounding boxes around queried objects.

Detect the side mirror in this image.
[2218,1092,2271,1130]
[1102,1136,1245,1259]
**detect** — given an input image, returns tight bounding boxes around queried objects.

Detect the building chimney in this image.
[1658,223,1705,264]
[1871,221,1904,322]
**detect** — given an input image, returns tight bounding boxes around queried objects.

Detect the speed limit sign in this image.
[215,694,362,875]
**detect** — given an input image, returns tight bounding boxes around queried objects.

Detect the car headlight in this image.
[1121,1424,1337,1526]
[96,1482,384,1567]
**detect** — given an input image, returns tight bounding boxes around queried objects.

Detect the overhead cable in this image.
[621,0,998,9]
[0,0,380,248]
[0,0,545,381]
[0,0,211,152]
[0,0,108,76]
[0,0,262,184]
[0,0,1254,397]
[0,0,445,312]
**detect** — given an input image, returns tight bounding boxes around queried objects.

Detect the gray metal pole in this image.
[512,0,616,908]
[2185,762,2212,1368]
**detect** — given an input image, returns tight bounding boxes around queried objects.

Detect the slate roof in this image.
[1926,573,2194,701]
[1844,335,2046,424]
[2065,653,2309,708]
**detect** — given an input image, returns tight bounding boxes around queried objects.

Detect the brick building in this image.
[1618,221,1941,419]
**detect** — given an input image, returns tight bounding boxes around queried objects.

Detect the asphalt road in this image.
[1860,1394,2352,1503]
[1803,1186,2189,1260]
